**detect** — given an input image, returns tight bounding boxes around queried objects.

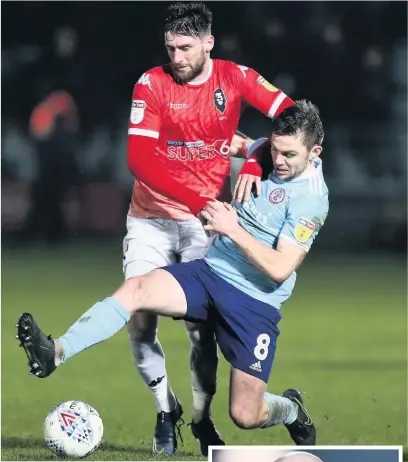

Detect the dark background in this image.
[2,1,407,252]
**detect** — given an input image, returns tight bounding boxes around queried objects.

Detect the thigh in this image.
[123,216,178,279]
[209,275,281,384]
[161,260,213,323]
[177,219,212,263]
[114,262,213,322]
[118,268,189,319]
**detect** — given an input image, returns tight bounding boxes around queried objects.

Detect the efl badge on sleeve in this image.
[130,100,146,124]
[294,217,316,243]
[257,76,278,92]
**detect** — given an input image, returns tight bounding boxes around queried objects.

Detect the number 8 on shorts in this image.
[254,333,270,361]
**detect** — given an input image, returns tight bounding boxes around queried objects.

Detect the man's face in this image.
[165,32,208,84]
[270,133,320,181]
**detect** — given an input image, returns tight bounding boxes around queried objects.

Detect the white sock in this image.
[128,333,176,413]
[148,374,176,413]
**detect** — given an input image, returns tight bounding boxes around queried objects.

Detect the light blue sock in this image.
[261,392,298,428]
[56,297,130,363]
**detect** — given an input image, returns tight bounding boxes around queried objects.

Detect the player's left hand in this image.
[234,173,262,202]
[200,200,239,237]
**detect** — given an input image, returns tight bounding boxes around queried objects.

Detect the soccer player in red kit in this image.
[124,2,294,456]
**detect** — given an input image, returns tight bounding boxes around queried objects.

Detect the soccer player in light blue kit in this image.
[17,100,329,446]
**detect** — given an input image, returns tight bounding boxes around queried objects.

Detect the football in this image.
[44,400,103,458]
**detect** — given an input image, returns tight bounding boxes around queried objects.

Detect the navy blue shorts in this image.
[162,259,281,383]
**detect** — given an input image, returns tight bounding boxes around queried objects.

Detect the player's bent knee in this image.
[229,403,259,430]
[115,276,151,317]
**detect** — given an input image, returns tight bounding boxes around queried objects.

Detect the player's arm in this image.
[202,196,328,284]
[230,130,265,202]
[223,218,307,284]
[239,66,294,118]
[229,133,254,158]
[231,196,328,283]
[233,137,270,201]
[233,66,295,200]
[127,74,211,216]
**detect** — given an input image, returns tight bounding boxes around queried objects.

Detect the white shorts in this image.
[123,215,211,279]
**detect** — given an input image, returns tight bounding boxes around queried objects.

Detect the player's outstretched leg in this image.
[16,313,56,378]
[282,389,316,445]
[186,322,225,456]
[16,270,189,378]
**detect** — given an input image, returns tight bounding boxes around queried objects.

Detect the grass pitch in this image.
[1,242,406,460]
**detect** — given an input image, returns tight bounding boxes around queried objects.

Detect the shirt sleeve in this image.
[279,194,329,252]
[246,137,270,157]
[128,72,162,139]
[237,65,294,118]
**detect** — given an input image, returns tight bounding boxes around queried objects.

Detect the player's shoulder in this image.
[288,188,329,220]
[289,179,329,216]
[134,64,173,88]
[213,59,252,78]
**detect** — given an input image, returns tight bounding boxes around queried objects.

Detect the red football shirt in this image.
[128,59,293,220]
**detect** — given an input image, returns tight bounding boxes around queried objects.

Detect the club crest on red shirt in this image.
[214,88,227,114]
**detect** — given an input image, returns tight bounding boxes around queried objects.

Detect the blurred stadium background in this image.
[1,2,407,460]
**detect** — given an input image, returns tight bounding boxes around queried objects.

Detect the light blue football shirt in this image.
[205,138,329,309]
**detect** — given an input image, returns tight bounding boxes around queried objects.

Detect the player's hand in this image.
[234,173,262,202]
[197,194,216,236]
[199,201,239,237]
[230,134,253,157]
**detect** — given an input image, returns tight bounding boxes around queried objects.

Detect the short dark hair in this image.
[271,99,325,150]
[164,2,212,38]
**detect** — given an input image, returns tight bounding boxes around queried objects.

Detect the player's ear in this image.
[309,145,322,162]
[204,35,215,53]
